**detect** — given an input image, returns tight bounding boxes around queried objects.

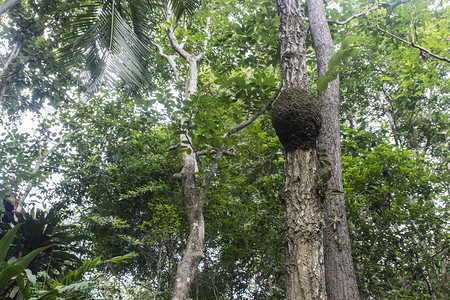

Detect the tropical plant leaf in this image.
[12,245,54,269]
[0,264,24,292]
[0,224,21,263]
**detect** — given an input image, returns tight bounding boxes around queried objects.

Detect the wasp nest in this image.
[271,87,322,151]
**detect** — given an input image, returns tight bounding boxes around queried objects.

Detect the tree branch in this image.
[327,0,410,26]
[166,27,193,62]
[223,83,280,138]
[226,99,276,137]
[0,0,20,17]
[0,36,23,102]
[196,149,235,156]
[15,128,81,215]
[165,6,205,77]
[376,25,450,63]
[151,40,180,84]
[0,35,23,78]
[0,83,8,102]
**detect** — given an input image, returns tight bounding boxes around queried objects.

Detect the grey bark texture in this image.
[275,0,326,298]
[0,0,20,17]
[306,0,360,299]
[282,150,326,300]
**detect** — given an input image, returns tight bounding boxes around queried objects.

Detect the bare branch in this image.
[15,128,82,215]
[198,144,225,202]
[327,1,410,26]
[227,101,274,137]
[376,25,449,63]
[166,26,193,62]
[165,5,205,70]
[0,36,23,102]
[0,83,8,102]
[169,143,180,151]
[223,83,281,138]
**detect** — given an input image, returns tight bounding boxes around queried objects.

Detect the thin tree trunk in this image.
[168,27,205,298]
[306,0,360,299]
[275,0,326,298]
[172,132,204,299]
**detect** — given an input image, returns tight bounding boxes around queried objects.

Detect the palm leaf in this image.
[33,253,135,299]
[58,0,201,95]
[0,224,21,262]
[74,0,152,94]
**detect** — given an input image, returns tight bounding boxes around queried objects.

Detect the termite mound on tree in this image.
[271,87,322,151]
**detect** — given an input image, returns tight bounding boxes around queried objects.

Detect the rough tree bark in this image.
[274,0,326,299]
[306,0,360,299]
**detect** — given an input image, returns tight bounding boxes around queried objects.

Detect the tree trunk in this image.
[171,64,204,300]
[306,0,360,299]
[275,0,326,299]
[171,111,205,300]
[165,18,205,297]
[282,150,326,300]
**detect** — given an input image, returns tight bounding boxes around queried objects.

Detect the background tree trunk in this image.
[276,0,326,298]
[306,0,360,299]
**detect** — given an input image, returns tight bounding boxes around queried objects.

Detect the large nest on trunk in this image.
[272,87,322,151]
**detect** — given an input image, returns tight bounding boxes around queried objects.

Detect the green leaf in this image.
[0,265,24,292]
[0,224,22,263]
[341,36,359,50]
[317,76,329,92]
[12,245,54,269]
[321,171,332,183]
[103,253,137,264]
[24,269,37,285]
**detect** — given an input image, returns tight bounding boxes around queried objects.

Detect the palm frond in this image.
[74,0,152,94]
[57,0,202,95]
[169,0,200,20]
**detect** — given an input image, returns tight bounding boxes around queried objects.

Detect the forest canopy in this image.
[0,0,448,299]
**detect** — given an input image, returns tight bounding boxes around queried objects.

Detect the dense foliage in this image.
[0,0,448,298]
